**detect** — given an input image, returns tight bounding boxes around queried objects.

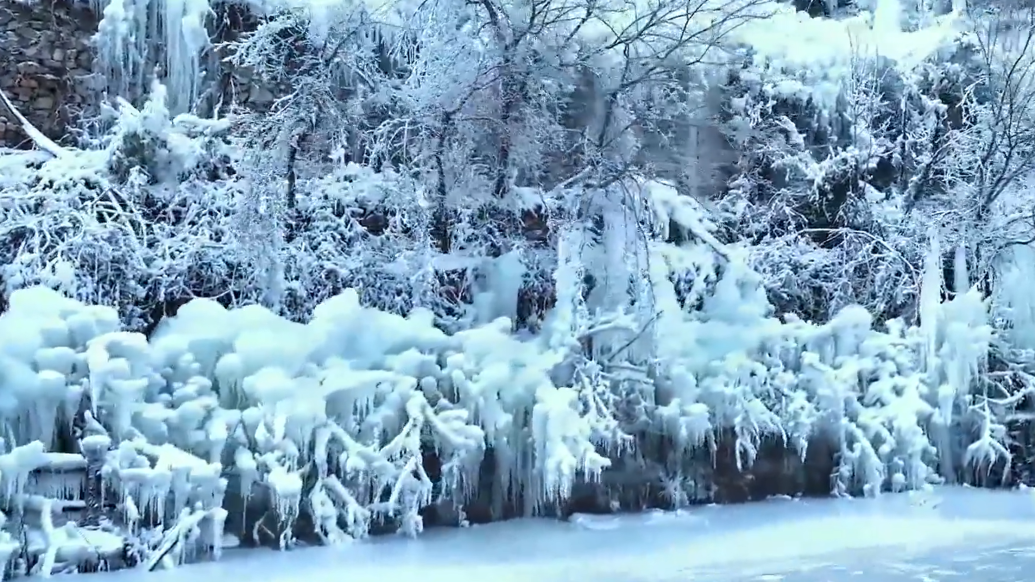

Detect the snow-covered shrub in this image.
[5,0,1035,572]
[102,83,234,184]
[715,1,1035,334]
[0,282,622,553]
[716,38,940,323]
[0,187,1018,573]
[0,82,246,330]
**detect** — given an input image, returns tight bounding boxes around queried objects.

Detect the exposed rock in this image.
[0,0,292,146]
[0,0,95,148]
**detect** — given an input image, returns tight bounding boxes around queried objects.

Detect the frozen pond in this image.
[88,487,1035,582]
[715,543,1035,582]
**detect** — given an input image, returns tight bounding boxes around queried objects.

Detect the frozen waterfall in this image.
[92,0,211,113]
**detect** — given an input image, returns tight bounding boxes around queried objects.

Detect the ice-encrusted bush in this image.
[0,284,618,559]
[642,241,996,500]
[0,185,1014,572]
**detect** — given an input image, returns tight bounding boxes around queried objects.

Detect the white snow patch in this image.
[736,1,962,71]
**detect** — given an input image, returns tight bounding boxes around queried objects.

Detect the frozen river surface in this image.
[89,487,1035,582]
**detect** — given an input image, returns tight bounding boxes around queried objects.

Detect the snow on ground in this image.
[86,487,1035,581]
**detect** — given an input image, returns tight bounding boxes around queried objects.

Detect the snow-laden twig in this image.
[0,88,68,158]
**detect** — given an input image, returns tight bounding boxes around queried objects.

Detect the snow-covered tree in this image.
[5,0,1035,571]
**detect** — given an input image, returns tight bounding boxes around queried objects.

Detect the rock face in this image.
[0,0,281,148]
[0,0,95,149]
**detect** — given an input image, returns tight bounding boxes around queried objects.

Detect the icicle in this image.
[593,193,633,323]
[919,230,942,369]
[170,466,191,520]
[547,225,587,353]
[40,507,58,575]
[164,0,211,112]
[95,0,140,100]
[208,507,229,559]
[124,494,141,533]
[266,465,301,525]
[234,447,257,503]
[93,0,211,111]
[30,471,84,501]
[530,385,610,507]
[953,243,968,295]
[996,245,1035,349]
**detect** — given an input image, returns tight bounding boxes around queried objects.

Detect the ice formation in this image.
[93,0,212,113]
[0,168,1005,575]
[730,0,962,109]
[0,0,1022,571]
[994,244,1035,351]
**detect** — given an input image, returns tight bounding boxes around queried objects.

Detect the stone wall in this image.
[0,0,95,149]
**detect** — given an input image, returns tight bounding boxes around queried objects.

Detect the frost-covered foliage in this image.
[0,85,241,329]
[705,7,1035,492]
[718,1,1035,325]
[4,0,1035,569]
[0,221,1011,565]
